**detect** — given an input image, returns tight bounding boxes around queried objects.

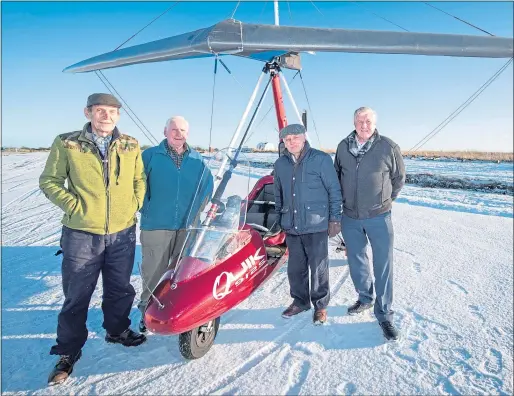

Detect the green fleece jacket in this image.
[39,123,146,235]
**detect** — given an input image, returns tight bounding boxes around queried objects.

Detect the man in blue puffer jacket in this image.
[273,124,342,325]
[137,116,213,332]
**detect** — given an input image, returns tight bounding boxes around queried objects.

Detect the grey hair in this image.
[354,107,377,122]
[165,115,189,130]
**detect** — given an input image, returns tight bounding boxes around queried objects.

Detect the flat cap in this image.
[279,123,306,140]
[86,93,122,108]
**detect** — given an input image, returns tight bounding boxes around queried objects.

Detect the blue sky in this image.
[2,1,513,152]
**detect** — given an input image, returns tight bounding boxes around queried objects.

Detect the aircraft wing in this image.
[63,19,514,73]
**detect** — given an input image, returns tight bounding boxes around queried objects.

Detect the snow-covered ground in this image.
[1,152,513,395]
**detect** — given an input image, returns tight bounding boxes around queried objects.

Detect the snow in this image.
[1,152,513,395]
[204,152,514,218]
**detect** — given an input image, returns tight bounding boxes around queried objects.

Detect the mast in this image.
[274,0,280,25]
[271,0,288,155]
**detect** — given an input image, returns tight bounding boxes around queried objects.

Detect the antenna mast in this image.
[274,0,279,25]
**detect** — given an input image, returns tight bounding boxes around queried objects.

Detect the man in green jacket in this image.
[40,93,147,386]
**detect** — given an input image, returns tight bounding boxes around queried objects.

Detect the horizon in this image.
[1,1,513,152]
[3,144,513,156]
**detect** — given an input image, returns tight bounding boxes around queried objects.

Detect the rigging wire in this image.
[114,2,180,51]
[94,71,159,145]
[423,2,495,36]
[309,1,324,17]
[92,2,179,145]
[208,57,219,153]
[351,2,409,32]
[242,71,301,146]
[218,58,245,89]
[408,57,513,153]
[97,70,159,145]
[286,1,293,23]
[258,0,268,22]
[230,1,241,19]
[298,71,322,148]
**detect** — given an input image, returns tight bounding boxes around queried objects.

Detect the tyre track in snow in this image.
[197,266,350,395]
[2,154,63,246]
[101,363,187,395]
[2,188,62,246]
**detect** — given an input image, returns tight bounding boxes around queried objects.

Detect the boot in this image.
[380,321,400,341]
[47,350,82,385]
[281,302,310,319]
[313,309,327,325]
[105,328,146,347]
[347,300,373,315]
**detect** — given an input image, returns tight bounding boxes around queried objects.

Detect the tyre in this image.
[178,317,221,359]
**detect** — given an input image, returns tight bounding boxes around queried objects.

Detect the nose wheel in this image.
[179,317,221,359]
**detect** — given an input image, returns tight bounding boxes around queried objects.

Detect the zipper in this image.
[106,146,111,235]
[176,167,180,225]
[355,160,360,217]
[290,154,299,231]
[91,145,109,234]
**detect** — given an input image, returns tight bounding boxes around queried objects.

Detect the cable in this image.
[258,0,268,22]
[286,1,293,23]
[309,1,324,17]
[113,2,180,51]
[408,58,512,152]
[243,71,300,146]
[94,71,160,145]
[230,1,241,19]
[93,2,180,145]
[298,71,322,148]
[424,2,494,36]
[97,70,159,144]
[208,57,219,153]
[218,58,245,89]
[351,2,409,32]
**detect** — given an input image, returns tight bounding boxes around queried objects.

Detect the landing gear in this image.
[178,317,221,359]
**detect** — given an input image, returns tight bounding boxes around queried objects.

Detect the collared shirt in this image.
[91,133,113,158]
[84,125,117,187]
[165,142,190,168]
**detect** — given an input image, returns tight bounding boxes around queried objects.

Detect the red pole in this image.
[271,72,288,133]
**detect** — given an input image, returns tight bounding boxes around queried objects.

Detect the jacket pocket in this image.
[67,196,84,225]
[303,203,328,229]
[116,151,137,186]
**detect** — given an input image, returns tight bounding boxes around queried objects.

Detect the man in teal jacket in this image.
[137,116,213,332]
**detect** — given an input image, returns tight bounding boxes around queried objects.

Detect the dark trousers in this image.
[285,231,330,310]
[341,211,394,322]
[50,224,137,356]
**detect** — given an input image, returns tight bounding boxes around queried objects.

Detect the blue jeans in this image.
[341,211,394,322]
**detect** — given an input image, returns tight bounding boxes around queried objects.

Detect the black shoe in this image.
[347,301,373,315]
[139,318,147,333]
[47,350,82,385]
[380,321,400,341]
[105,328,147,347]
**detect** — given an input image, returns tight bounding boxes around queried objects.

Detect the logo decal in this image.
[212,248,266,300]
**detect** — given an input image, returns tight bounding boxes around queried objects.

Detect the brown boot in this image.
[48,350,82,385]
[313,309,327,325]
[281,302,310,319]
